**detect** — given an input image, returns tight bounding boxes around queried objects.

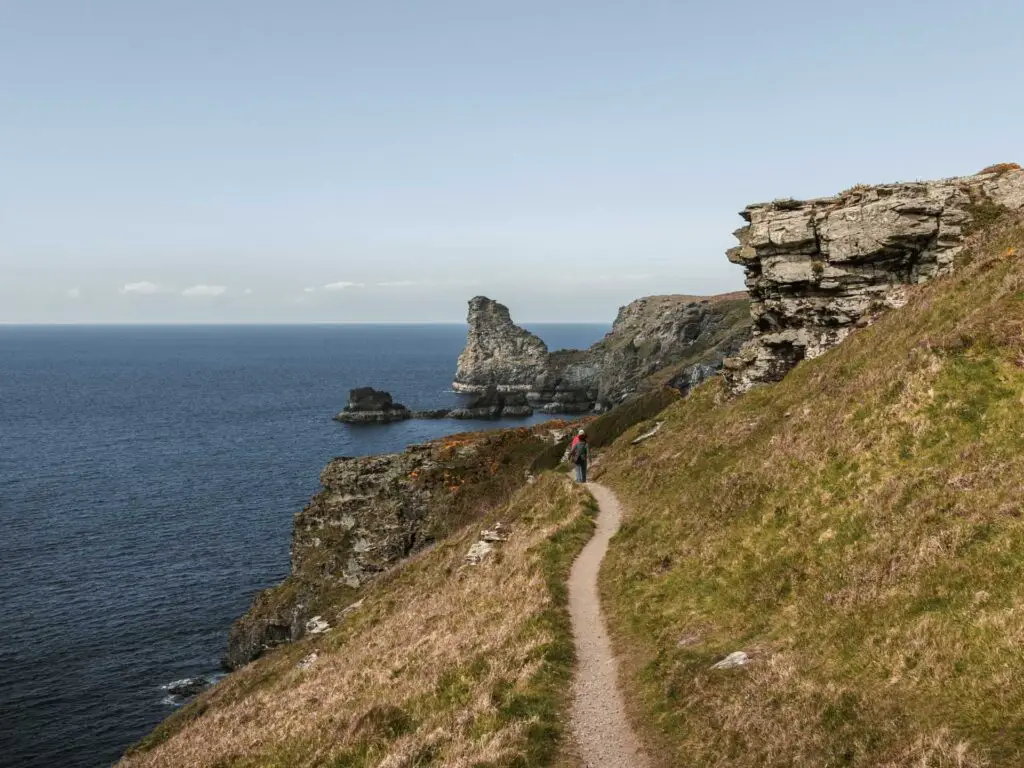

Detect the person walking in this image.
[570,430,590,483]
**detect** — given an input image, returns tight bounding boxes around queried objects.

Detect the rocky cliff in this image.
[724,163,1024,392]
[453,293,751,412]
[224,421,573,668]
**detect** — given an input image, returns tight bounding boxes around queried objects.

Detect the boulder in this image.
[164,677,212,698]
[334,387,411,424]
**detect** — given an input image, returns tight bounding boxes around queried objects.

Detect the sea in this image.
[0,323,608,768]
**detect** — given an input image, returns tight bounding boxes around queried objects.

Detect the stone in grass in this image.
[465,540,494,565]
[297,652,319,670]
[305,615,330,635]
[710,651,749,670]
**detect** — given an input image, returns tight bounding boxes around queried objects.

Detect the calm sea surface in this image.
[0,323,607,768]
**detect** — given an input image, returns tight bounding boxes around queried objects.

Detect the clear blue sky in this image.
[2,0,1022,323]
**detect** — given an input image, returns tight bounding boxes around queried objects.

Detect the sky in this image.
[2,1,1022,324]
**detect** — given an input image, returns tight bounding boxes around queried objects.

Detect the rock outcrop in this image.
[225,422,573,668]
[334,387,411,423]
[453,297,550,392]
[453,294,751,412]
[724,164,1024,392]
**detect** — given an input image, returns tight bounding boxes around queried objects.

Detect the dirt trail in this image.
[569,481,649,767]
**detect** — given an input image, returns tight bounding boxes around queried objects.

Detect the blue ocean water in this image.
[0,323,608,768]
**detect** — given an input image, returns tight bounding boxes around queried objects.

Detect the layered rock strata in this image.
[453,293,751,412]
[724,165,1024,392]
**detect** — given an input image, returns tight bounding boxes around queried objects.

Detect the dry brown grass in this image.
[978,162,1022,176]
[122,475,594,767]
[596,217,1024,766]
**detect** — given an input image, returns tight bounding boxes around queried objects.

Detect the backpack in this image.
[570,441,588,465]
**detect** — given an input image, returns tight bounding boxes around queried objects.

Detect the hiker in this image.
[570,429,589,483]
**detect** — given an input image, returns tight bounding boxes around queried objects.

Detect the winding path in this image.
[569,481,650,768]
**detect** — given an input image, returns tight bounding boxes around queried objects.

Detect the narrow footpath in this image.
[569,481,650,768]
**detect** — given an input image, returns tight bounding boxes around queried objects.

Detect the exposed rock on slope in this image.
[453,293,751,412]
[724,164,1024,392]
[225,422,570,668]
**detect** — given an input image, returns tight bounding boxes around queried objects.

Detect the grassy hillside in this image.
[122,475,594,768]
[596,216,1024,766]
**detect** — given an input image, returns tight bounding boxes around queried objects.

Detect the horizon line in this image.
[0,320,612,327]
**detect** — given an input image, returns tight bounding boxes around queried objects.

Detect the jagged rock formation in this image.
[453,297,549,392]
[224,423,570,668]
[453,294,751,412]
[724,164,1024,392]
[334,387,412,423]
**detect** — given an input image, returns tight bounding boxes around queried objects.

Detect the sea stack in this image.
[453,297,550,393]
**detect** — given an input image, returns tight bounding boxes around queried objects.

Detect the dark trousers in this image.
[575,461,588,483]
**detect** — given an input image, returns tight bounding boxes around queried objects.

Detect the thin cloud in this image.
[67,287,81,299]
[182,284,227,297]
[120,281,163,295]
[323,281,366,291]
[243,288,253,295]
[303,287,316,293]
[376,280,416,288]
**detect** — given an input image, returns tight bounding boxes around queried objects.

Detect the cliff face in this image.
[453,297,550,392]
[724,165,1024,392]
[224,422,572,669]
[453,293,751,411]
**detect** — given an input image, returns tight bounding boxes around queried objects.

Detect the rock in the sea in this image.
[448,387,533,419]
[453,294,751,412]
[724,165,1024,392]
[334,387,411,424]
[453,296,550,393]
[164,677,212,698]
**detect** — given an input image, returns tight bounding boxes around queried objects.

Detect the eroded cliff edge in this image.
[724,163,1024,391]
[453,293,752,412]
[224,422,572,669]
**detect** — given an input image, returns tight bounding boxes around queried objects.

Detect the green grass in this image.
[597,217,1024,766]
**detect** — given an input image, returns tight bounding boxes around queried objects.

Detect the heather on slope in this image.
[121,475,594,768]
[597,218,1024,766]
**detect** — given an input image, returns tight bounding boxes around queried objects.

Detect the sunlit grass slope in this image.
[598,218,1024,766]
[122,475,594,768]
